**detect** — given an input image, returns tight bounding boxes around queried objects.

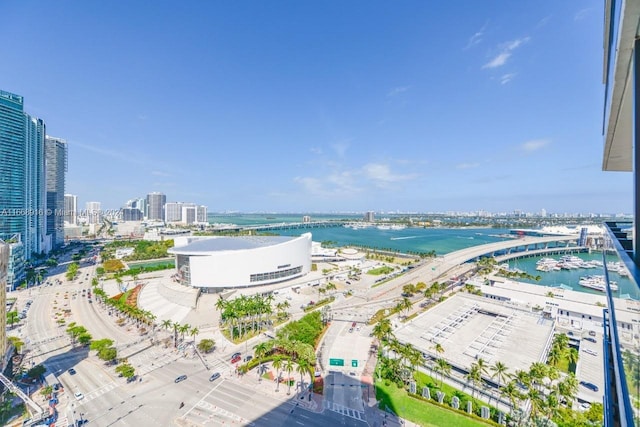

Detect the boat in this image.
[536,258,558,272]
[578,275,619,292]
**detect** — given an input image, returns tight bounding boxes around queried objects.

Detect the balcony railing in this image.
[603,221,639,427]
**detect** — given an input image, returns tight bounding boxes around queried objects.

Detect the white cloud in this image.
[465,22,488,49]
[483,52,511,69]
[482,37,530,69]
[500,73,517,85]
[456,162,480,170]
[310,147,323,155]
[387,86,411,97]
[362,163,417,184]
[331,140,350,158]
[294,170,361,197]
[574,8,591,21]
[520,138,551,153]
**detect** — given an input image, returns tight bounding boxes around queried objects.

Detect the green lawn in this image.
[375,380,492,427]
[367,266,394,276]
[555,357,576,374]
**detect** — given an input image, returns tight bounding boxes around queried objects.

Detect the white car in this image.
[74,391,84,400]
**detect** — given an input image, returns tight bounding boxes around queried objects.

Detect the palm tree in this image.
[501,380,522,416]
[434,343,444,357]
[161,319,172,334]
[528,362,548,391]
[527,387,545,420]
[567,347,579,367]
[296,358,312,395]
[434,358,451,388]
[490,361,509,392]
[189,326,199,343]
[547,345,563,367]
[401,297,413,316]
[557,373,579,407]
[215,296,226,312]
[475,357,489,378]
[466,364,482,400]
[284,359,294,395]
[179,324,191,341]
[172,322,180,347]
[254,342,271,382]
[272,355,283,392]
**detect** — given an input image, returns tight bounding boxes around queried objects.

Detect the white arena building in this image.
[168,233,312,290]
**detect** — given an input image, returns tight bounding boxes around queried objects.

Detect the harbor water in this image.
[207,214,639,300]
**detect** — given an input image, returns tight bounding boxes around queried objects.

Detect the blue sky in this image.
[1,1,631,214]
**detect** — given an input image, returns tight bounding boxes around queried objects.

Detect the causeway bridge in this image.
[433,234,582,275]
[241,220,347,232]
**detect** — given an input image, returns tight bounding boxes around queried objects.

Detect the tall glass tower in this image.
[0,91,26,242]
[46,136,67,248]
[0,89,48,265]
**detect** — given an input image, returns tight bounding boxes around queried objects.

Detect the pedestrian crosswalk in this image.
[78,381,119,404]
[324,401,365,421]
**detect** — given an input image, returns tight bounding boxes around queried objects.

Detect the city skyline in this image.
[1,1,632,213]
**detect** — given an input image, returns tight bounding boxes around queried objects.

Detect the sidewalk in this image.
[234,364,324,413]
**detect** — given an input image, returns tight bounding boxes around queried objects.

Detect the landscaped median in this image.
[375,377,498,427]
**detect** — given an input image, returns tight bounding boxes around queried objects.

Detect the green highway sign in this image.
[329,358,344,366]
[351,360,358,367]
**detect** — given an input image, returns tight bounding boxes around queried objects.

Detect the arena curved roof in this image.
[168,234,306,255]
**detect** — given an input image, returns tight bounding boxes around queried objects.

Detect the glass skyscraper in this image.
[0,89,51,287]
[0,91,27,243]
[24,115,47,256]
[46,136,67,248]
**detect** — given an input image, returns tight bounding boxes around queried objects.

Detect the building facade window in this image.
[250,266,303,283]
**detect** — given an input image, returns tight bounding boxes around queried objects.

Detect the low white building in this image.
[115,248,135,259]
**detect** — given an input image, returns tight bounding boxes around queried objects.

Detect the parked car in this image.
[579,381,599,392]
[209,372,221,381]
[588,330,597,337]
[174,375,187,383]
[68,368,77,375]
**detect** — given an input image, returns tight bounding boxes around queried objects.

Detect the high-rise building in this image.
[0,89,47,260]
[146,192,166,221]
[165,202,186,223]
[86,201,101,225]
[196,205,208,223]
[25,116,48,255]
[45,136,67,248]
[137,197,147,218]
[0,91,27,251]
[64,194,78,225]
[0,239,7,361]
[364,211,375,222]
[181,205,196,225]
[121,208,143,222]
[600,4,639,425]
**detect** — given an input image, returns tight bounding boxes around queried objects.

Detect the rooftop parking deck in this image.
[394,293,555,376]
